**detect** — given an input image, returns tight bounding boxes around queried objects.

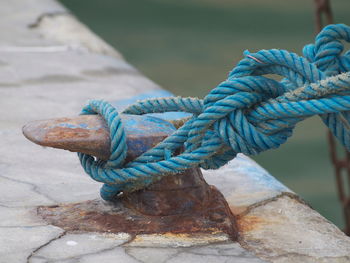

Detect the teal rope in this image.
[79,24,350,201]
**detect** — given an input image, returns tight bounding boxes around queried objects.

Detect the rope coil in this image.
[79,24,350,201]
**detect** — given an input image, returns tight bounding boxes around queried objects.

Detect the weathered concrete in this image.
[0,0,349,262]
[203,154,294,215]
[29,232,131,262]
[238,196,350,263]
[126,242,266,263]
[31,12,122,58]
[0,226,64,263]
[0,206,45,227]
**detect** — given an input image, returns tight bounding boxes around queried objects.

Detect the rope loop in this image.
[79,24,350,200]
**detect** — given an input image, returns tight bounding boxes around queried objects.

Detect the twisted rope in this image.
[79,24,350,201]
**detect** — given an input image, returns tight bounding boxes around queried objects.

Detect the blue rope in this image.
[79,24,350,201]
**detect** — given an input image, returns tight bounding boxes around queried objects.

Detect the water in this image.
[60,0,350,229]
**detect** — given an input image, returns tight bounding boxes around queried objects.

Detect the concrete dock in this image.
[0,1,350,262]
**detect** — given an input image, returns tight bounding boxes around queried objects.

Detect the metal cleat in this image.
[22,98,239,240]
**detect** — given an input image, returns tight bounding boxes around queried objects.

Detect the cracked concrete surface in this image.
[28,233,131,262]
[203,154,295,215]
[0,225,64,263]
[27,234,264,263]
[125,242,266,263]
[30,12,122,58]
[237,196,350,263]
[0,0,349,262]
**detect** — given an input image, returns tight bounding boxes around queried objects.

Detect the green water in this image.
[60,0,350,229]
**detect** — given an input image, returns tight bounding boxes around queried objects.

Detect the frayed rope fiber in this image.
[79,24,350,201]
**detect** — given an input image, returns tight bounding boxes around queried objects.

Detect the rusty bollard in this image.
[23,110,238,239]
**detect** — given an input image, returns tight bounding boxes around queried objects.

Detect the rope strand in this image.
[79,24,350,201]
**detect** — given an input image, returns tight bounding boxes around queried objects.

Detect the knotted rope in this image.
[79,24,350,201]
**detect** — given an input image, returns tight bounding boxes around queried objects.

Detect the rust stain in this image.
[237,215,265,233]
[132,231,228,244]
[45,127,91,140]
[38,169,239,240]
[22,114,176,161]
[38,197,234,238]
[229,205,247,216]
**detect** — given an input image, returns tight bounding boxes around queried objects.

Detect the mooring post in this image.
[23,108,238,238]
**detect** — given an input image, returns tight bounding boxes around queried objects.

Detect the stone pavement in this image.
[0,0,349,262]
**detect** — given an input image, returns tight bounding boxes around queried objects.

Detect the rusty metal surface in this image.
[38,168,238,240]
[23,114,176,161]
[24,110,239,239]
[314,0,333,33]
[123,167,211,216]
[328,133,350,235]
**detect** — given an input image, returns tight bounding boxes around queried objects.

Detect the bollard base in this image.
[37,184,238,240]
